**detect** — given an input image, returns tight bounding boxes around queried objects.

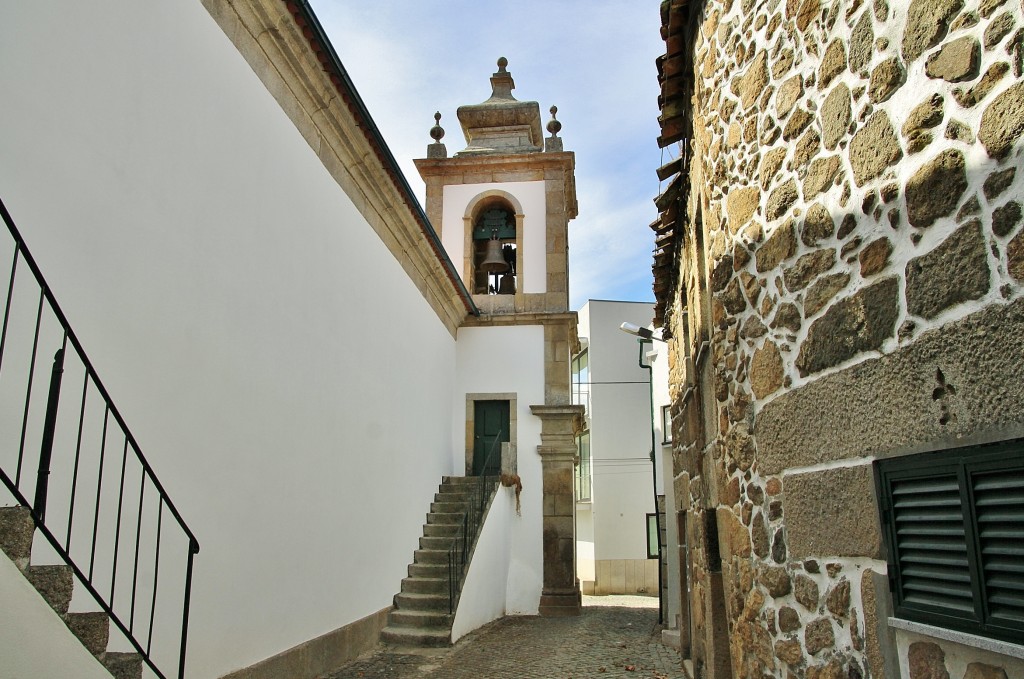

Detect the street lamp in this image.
[618,322,666,342]
[619,321,664,623]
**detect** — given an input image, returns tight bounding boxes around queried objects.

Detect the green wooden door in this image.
[473,400,509,476]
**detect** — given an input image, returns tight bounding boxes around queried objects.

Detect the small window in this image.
[661,405,672,444]
[575,431,591,502]
[571,350,590,415]
[646,513,660,559]
[875,438,1024,645]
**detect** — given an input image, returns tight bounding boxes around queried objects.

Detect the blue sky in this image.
[307,1,669,310]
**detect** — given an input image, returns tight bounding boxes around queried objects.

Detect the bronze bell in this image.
[497,273,516,294]
[480,231,510,274]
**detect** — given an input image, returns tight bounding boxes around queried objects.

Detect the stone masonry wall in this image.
[666,0,1024,677]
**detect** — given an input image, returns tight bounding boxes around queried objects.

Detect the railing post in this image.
[448,551,454,615]
[178,538,198,679]
[34,347,65,521]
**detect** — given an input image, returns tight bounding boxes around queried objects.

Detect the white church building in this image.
[0,2,585,678]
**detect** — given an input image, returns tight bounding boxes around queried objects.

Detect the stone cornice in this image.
[461,311,578,328]
[201,0,474,336]
[414,152,576,174]
[415,152,578,220]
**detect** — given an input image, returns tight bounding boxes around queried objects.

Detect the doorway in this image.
[473,400,510,476]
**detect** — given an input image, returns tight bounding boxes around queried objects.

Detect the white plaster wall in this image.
[576,503,596,582]
[0,3,457,677]
[651,337,680,627]
[649,340,671,495]
[577,301,656,562]
[0,555,113,679]
[441,182,547,293]
[895,628,1024,678]
[450,487,514,642]
[454,324,545,613]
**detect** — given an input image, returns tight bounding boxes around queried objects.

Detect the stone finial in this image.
[429,111,445,142]
[546,106,561,137]
[544,105,564,152]
[427,111,447,159]
[489,57,516,101]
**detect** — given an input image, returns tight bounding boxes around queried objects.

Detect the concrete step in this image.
[0,507,130,674]
[66,611,110,656]
[25,564,74,615]
[386,474,500,648]
[437,488,475,501]
[102,651,143,679]
[388,608,452,628]
[413,548,448,565]
[441,476,478,486]
[426,511,464,525]
[394,591,448,611]
[400,576,446,595]
[423,522,459,537]
[429,501,464,514]
[418,535,455,551]
[434,497,468,507]
[408,562,447,579]
[380,625,451,648]
[0,506,35,570]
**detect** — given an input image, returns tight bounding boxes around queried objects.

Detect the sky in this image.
[306,0,671,310]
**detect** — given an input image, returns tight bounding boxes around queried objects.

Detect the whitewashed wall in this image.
[449,487,515,642]
[453,325,545,614]
[0,2,459,677]
[441,182,548,293]
[649,338,679,628]
[581,301,656,562]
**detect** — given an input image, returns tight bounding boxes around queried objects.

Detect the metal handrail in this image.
[0,196,199,679]
[447,432,503,614]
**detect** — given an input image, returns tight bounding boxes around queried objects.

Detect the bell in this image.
[497,273,516,295]
[480,233,510,274]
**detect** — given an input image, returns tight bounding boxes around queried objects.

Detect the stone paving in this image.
[323,595,688,679]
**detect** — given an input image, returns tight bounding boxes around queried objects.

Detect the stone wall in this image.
[665,0,1024,677]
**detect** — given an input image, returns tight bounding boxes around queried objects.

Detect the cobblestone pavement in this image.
[323,595,687,679]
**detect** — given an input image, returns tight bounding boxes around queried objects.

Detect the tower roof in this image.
[455,58,544,156]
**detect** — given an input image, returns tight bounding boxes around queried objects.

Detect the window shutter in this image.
[889,471,975,617]
[877,439,1024,644]
[972,466,1024,630]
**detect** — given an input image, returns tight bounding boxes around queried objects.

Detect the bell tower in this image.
[417,57,577,314]
[416,58,584,616]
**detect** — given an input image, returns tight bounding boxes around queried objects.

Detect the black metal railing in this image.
[447,433,502,614]
[0,197,199,679]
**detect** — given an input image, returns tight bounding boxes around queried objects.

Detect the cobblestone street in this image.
[323,595,687,679]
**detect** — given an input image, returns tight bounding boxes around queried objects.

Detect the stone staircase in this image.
[0,506,143,679]
[380,476,496,647]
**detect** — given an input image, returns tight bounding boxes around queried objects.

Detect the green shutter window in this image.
[889,470,974,615]
[876,439,1024,644]
[972,464,1024,629]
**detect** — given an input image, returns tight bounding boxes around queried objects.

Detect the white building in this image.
[572,300,672,601]
[0,3,582,678]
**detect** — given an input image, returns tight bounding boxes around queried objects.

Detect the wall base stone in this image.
[219,606,391,679]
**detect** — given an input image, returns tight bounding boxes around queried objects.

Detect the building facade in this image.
[654,1,1024,678]
[573,300,666,597]
[0,2,581,678]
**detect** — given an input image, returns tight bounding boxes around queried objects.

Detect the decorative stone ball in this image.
[497,56,508,72]
[430,111,445,142]
[547,105,561,136]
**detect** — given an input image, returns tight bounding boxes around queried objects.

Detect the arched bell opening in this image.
[471,202,517,295]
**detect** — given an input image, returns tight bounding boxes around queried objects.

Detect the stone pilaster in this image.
[530,403,584,617]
